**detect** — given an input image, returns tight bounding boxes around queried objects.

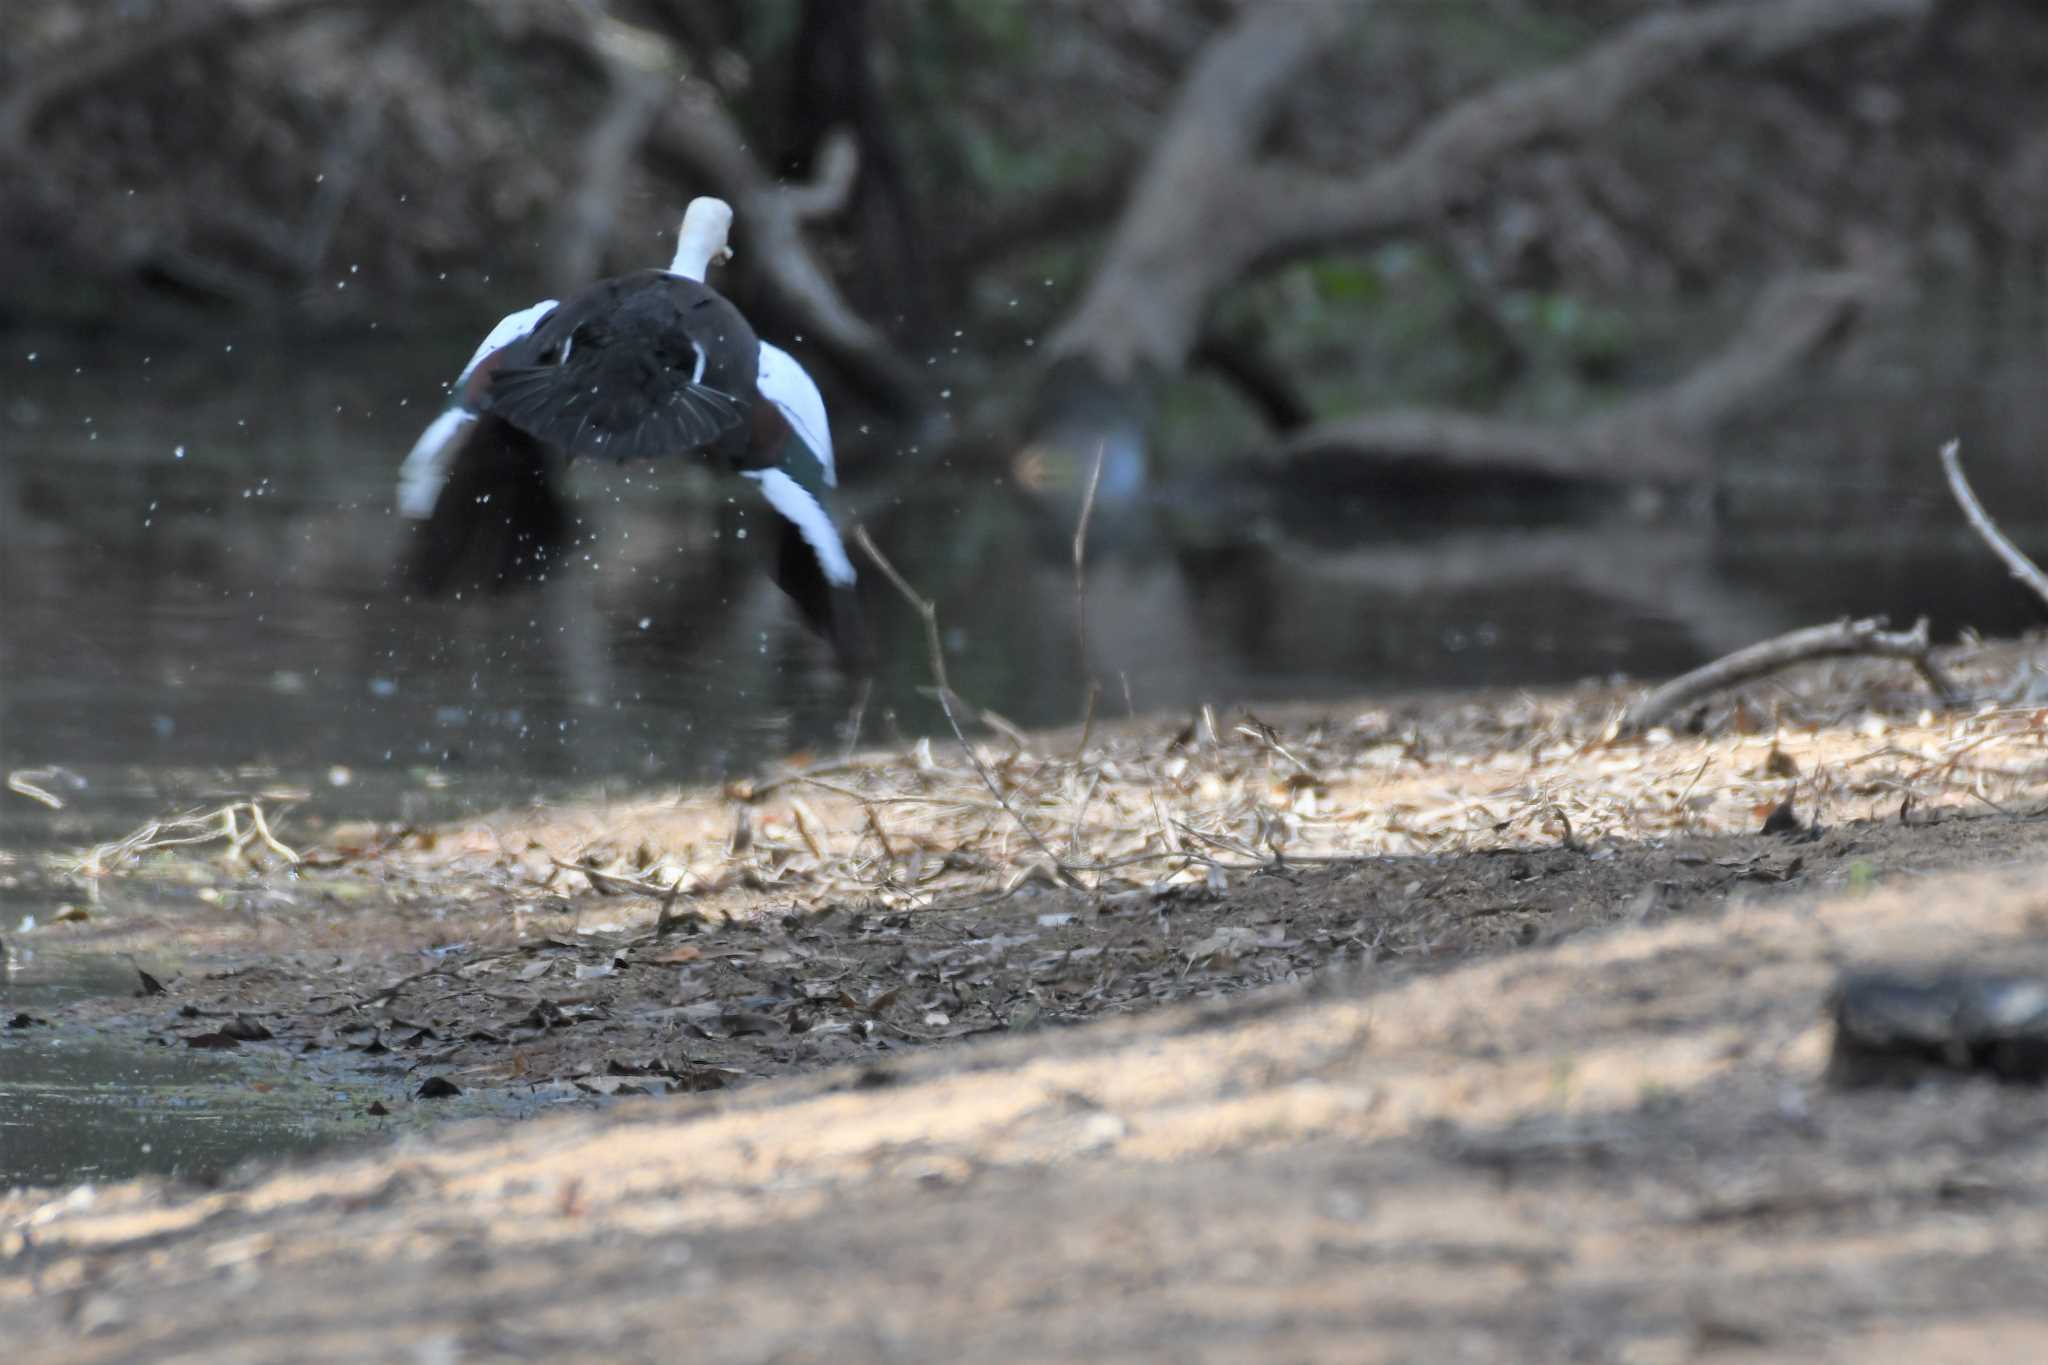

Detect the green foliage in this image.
[1174,236,1644,465]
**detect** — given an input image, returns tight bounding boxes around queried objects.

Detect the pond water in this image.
[2,313,2044,1187]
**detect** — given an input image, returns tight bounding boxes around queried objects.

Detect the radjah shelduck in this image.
[398,197,863,668]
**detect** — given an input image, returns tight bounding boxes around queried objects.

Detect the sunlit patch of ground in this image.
[10,849,2048,1359]
[18,640,2048,1111]
[10,643,2048,1356]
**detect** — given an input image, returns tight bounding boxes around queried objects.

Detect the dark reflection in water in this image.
[3,327,2046,859]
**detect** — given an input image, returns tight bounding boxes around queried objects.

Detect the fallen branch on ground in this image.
[854,526,1088,890]
[1939,438,2048,612]
[72,801,301,876]
[1619,616,1957,735]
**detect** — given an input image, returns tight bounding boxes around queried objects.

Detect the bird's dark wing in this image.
[400,415,569,597]
[485,362,746,463]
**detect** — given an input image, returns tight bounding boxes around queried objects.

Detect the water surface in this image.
[3,315,2044,1186]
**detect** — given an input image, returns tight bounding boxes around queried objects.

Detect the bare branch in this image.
[646,84,927,415]
[1939,439,2048,612]
[1619,616,1955,735]
[1591,271,1871,441]
[1190,330,1315,432]
[550,56,671,293]
[501,4,926,416]
[1072,442,1105,734]
[1048,0,1931,383]
[1274,407,1699,486]
[1269,0,1935,260]
[780,130,861,222]
[1270,269,1877,487]
[853,527,1085,889]
[1048,0,1354,380]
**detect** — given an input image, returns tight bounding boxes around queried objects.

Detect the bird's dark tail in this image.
[774,518,871,675]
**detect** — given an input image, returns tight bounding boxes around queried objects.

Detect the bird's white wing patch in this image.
[757,342,835,486]
[455,300,558,388]
[399,300,558,519]
[397,409,476,519]
[745,469,856,586]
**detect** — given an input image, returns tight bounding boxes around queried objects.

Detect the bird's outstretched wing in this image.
[757,342,836,486]
[397,299,557,519]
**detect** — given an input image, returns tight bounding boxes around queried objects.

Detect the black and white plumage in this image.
[398,197,863,668]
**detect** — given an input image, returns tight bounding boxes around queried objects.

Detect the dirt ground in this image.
[9,643,2048,1360]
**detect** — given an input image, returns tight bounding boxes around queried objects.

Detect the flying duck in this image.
[398,197,863,668]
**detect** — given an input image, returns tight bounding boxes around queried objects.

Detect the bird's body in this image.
[398,198,863,669]
[485,271,759,468]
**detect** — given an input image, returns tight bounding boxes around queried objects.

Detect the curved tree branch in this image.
[1619,616,1954,734]
[1270,268,1879,486]
[1048,0,1933,387]
[1267,0,1934,261]
[491,2,927,418]
[645,85,927,416]
[1047,0,1355,381]
[1940,439,2048,611]
[549,55,671,294]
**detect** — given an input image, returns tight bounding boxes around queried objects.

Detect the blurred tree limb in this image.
[1047,0,1934,390]
[1268,268,1880,485]
[506,3,927,416]
[0,0,402,159]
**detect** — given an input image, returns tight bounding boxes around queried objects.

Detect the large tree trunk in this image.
[784,0,930,338]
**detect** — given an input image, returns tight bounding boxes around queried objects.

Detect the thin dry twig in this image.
[7,768,66,810]
[855,525,1086,889]
[1071,442,1107,757]
[1620,617,1957,735]
[72,801,301,876]
[1940,438,2048,611]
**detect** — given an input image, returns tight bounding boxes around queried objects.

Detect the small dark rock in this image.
[415,1076,462,1099]
[1760,798,1803,837]
[1828,969,2048,1086]
[219,1014,273,1042]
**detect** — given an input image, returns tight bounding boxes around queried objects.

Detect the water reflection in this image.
[2,328,2043,861]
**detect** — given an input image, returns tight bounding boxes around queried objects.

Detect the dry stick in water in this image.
[1072,442,1106,754]
[853,526,1087,889]
[1619,616,1957,735]
[1940,438,2048,610]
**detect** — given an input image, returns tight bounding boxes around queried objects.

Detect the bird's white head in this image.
[669,197,735,281]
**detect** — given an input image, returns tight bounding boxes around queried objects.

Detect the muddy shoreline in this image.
[9,647,2048,1357]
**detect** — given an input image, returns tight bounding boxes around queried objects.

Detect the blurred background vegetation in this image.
[8,0,2044,490]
